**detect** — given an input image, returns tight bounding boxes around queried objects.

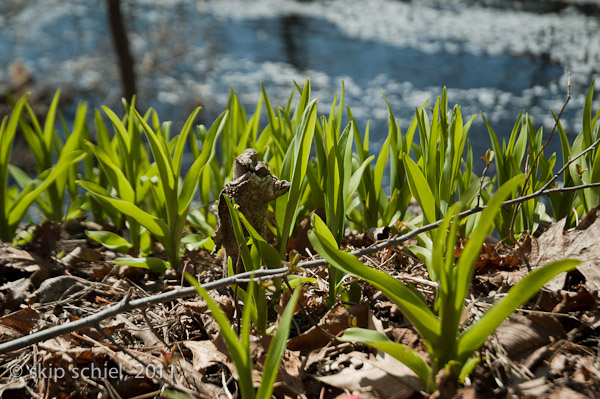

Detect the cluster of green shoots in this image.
[1,79,598,395]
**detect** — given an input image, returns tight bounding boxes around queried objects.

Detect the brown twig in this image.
[4,179,599,355]
[297,180,600,270]
[141,308,169,348]
[539,135,600,193]
[0,267,289,355]
[476,152,492,208]
[509,72,571,240]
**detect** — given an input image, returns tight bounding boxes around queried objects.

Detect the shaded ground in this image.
[0,212,599,398]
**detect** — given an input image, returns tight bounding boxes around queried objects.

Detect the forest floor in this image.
[0,210,599,399]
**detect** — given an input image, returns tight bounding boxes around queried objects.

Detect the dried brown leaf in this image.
[495,314,565,358]
[288,304,369,353]
[61,247,102,266]
[313,351,421,398]
[529,209,600,292]
[0,307,39,335]
[183,340,234,376]
[549,386,590,399]
[271,350,305,398]
[0,277,33,311]
[552,287,596,313]
[28,275,84,304]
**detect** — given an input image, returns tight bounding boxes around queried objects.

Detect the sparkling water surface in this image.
[1,0,599,168]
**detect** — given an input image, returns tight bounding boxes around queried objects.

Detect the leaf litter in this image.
[0,216,599,399]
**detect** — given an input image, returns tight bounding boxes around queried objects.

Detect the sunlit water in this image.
[1,0,599,171]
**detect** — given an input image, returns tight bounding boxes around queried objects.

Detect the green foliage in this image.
[7,90,88,222]
[186,273,300,399]
[0,94,85,241]
[564,80,600,220]
[351,94,417,231]
[273,81,317,257]
[483,108,558,238]
[1,79,596,396]
[308,176,580,393]
[189,89,266,236]
[85,230,133,253]
[401,90,480,280]
[309,87,374,305]
[410,88,478,222]
[77,107,227,268]
[3,82,596,270]
[112,256,170,273]
[224,194,310,333]
[88,98,152,249]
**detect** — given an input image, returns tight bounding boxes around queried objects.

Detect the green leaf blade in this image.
[256,286,301,399]
[457,259,579,363]
[184,273,255,399]
[403,155,437,224]
[86,230,133,253]
[308,214,440,346]
[76,180,169,242]
[113,257,169,273]
[8,151,85,233]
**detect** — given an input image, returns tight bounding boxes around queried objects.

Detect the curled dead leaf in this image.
[288,304,369,353]
[313,351,422,399]
[495,314,565,358]
[0,307,39,335]
[529,208,600,293]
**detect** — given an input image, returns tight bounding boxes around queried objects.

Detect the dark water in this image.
[216,15,563,94]
[0,0,598,172]
[205,10,573,167]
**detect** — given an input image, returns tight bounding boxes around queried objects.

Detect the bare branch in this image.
[539,135,600,193]
[0,267,289,355]
[510,72,571,240]
[298,181,600,269]
[4,177,599,355]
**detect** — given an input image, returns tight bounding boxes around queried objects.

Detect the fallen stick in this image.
[298,181,600,269]
[0,267,289,354]
[2,181,599,354]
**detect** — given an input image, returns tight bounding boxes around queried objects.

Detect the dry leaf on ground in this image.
[529,207,600,292]
[313,351,422,399]
[288,304,369,353]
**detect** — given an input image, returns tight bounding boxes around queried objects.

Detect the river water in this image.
[1,0,599,166]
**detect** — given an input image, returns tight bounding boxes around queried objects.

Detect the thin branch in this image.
[513,181,600,197]
[141,308,169,348]
[0,267,289,355]
[509,73,571,239]
[540,135,600,193]
[297,181,600,269]
[4,180,599,355]
[476,155,492,208]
